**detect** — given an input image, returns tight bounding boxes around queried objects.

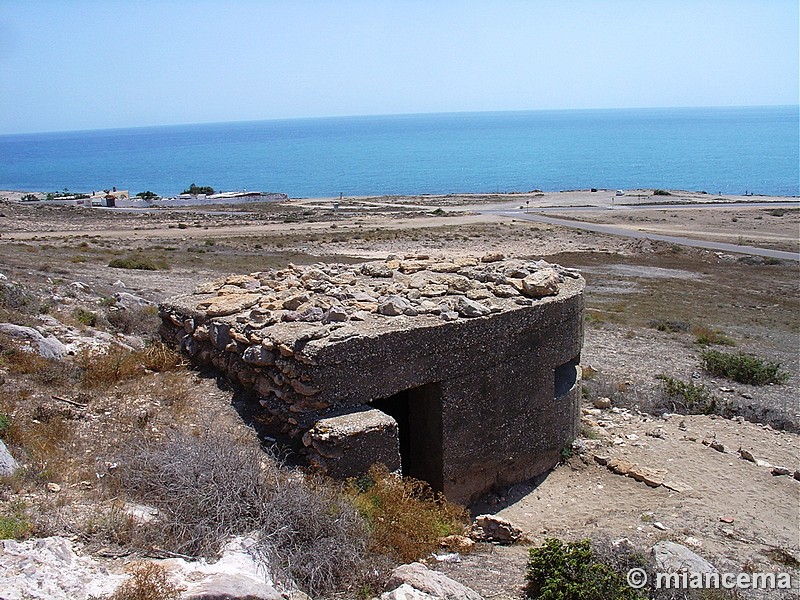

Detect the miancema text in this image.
[656,571,792,590]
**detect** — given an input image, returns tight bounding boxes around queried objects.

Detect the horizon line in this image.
[2,103,797,137]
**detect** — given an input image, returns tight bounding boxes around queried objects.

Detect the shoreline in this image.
[2,188,798,209]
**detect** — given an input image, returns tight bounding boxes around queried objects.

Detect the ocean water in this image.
[0,106,797,198]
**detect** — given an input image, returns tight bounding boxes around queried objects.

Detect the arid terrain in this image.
[0,189,798,599]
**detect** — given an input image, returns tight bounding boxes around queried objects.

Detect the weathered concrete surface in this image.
[160,255,584,504]
[302,408,401,478]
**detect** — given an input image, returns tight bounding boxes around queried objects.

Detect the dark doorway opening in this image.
[370,383,444,493]
[554,355,580,398]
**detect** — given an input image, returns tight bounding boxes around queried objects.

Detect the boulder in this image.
[164,537,281,600]
[0,439,19,476]
[378,296,411,316]
[454,296,490,318]
[386,562,482,600]
[0,536,126,599]
[471,515,523,544]
[520,269,560,298]
[0,323,68,359]
[652,541,717,574]
[113,291,155,310]
[593,397,612,409]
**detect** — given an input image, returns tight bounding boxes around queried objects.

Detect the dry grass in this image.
[0,345,80,386]
[1,415,73,482]
[107,429,377,597]
[108,429,274,557]
[77,342,184,389]
[106,562,183,600]
[255,476,378,597]
[348,464,469,563]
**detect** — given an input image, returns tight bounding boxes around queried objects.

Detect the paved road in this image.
[489,210,800,262]
[502,201,800,212]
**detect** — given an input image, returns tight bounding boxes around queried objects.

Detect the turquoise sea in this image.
[0,106,797,198]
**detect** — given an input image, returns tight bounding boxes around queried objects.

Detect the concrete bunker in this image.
[159,255,584,504]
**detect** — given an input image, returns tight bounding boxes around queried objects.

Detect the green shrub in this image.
[657,375,725,415]
[108,256,166,271]
[0,414,10,439]
[0,502,32,540]
[701,350,788,386]
[652,189,672,196]
[134,191,159,201]
[72,307,98,327]
[525,538,644,599]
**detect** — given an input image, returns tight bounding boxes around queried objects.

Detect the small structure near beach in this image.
[159,255,584,503]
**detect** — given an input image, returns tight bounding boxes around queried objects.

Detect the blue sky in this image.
[0,0,797,134]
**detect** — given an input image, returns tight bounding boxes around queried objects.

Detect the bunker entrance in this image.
[370,383,444,493]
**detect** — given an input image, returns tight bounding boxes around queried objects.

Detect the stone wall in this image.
[159,254,584,504]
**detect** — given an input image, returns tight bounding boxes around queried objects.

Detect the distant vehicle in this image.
[615,190,624,196]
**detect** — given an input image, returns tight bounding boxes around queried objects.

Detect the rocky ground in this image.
[0,191,798,599]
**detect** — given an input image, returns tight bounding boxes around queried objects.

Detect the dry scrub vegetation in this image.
[0,277,469,598]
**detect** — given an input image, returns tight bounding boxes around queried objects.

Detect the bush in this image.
[110,430,273,557]
[134,191,159,201]
[110,430,374,597]
[693,326,735,347]
[255,477,376,597]
[106,305,160,336]
[348,464,468,563]
[652,189,672,196]
[79,346,146,388]
[72,307,98,327]
[0,502,32,540]
[525,538,644,599]
[107,562,183,600]
[139,342,185,372]
[656,375,726,416]
[0,347,80,386]
[108,256,167,271]
[0,414,9,439]
[0,281,43,315]
[700,350,788,386]
[647,319,689,333]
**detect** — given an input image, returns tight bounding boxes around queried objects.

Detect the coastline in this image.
[2,188,798,208]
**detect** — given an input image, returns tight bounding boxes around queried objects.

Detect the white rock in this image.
[0,536,126,599]
[163,536,281,600]
[0,439,19,476]
[378,296,411,316]
[381,583,438,600]
[520,269,560,297]
[652,541,717,574]
[0,323,68,359]
[386,563,482,600]
[113,291,155,309]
